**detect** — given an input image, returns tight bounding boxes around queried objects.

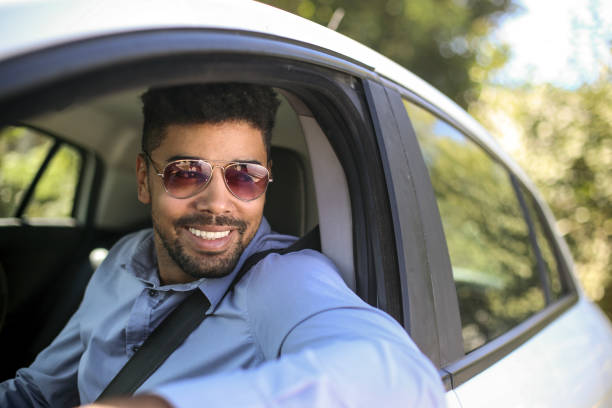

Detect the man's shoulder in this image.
[104,228,154,263]
[265,248,336,271]
[77,229,154,313]
[245,248,361,306]
[255,248,338,278]
[90,228,154,281]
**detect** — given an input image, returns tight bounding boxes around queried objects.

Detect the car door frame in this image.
[362,78,463,388]
[371,76,582,390]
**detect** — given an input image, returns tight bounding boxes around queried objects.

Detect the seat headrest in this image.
[264,146,306,237]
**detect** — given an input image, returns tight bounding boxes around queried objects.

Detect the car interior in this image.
[0,85,356,380]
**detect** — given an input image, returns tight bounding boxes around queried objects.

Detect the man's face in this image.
[136,121,268,284]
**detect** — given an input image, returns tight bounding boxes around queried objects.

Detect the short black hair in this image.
[141,83,280,158]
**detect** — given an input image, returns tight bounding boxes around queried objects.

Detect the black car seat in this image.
[264,146,308,237]
[0,261,6,333]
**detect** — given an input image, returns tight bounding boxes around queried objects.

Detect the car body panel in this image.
[453,298,612,407]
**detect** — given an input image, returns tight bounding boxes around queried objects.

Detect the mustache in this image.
[175,213,247,233]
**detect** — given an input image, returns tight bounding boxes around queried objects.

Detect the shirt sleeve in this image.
[152,250,446,408]
[0,306,83,408]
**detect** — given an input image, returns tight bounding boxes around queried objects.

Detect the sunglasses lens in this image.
[224,163,269,201]
[163,160,211,198]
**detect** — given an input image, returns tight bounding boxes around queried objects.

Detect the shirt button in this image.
[148,289,158,297]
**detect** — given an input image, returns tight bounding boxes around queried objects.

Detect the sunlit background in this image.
[262,0,612,319]
[492,0,611,88]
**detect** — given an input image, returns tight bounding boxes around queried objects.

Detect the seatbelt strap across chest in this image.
[96,226,320,401]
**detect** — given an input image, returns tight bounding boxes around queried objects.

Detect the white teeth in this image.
[188,227,230,240]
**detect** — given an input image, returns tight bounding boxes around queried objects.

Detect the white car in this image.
[0,1,611,406]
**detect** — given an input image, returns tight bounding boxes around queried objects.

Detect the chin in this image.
[176,243,244,280]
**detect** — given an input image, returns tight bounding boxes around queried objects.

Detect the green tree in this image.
[261,0,513,106]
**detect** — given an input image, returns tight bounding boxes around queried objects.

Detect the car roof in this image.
[0,0,449,111]
[0,0,529,187]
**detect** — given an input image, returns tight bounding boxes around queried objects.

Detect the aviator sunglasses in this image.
[144,152,272,201]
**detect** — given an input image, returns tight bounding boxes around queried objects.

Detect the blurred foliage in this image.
[470,70,612,318]
[0,126,81,219]
[261,0,513,107]
[23,144,81,218]
[0,127,52,217]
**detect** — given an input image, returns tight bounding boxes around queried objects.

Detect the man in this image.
[0,83,445,407]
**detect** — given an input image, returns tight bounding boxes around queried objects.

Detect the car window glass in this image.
[0,125,82,220]
[0,126,54,217]
[403,100,548,353]
[23,143,82,219]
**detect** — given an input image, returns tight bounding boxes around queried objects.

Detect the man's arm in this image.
[155,308,444,407]
[103,251,444,407]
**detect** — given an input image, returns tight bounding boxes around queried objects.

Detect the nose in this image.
[192,167,233,214]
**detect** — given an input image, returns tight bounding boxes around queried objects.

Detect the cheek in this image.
[152,195,187,225]
[241,200,265,233]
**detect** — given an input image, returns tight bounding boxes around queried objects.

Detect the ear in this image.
[136,154,151,204]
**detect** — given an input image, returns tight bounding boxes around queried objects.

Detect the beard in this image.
[153,212,250,279]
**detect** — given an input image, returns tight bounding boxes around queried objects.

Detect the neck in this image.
[153,236,197,285]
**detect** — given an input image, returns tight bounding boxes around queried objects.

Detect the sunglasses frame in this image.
[143,152,272,201]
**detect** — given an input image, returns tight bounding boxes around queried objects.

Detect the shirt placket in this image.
[125,287,165,356]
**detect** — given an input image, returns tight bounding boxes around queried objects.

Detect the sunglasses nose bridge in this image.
[208,162,228,180]
[204,163,231,191]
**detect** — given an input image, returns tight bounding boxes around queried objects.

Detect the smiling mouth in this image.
[188,227,231,240]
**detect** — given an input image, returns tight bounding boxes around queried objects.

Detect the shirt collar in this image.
[126,217,274,309]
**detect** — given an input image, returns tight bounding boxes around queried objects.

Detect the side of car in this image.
[373,80,612,406]
[1,2,611,406]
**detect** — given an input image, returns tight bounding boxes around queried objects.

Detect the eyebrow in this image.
[165,155,263,166]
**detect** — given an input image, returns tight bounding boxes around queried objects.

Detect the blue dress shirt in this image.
[0,218,445,407]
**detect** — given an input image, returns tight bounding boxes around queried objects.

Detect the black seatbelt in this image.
[97,226,320,401]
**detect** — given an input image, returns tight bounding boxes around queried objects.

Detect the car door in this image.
[370,79,612,406]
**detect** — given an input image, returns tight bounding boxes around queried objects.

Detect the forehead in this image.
[157,121,267,161]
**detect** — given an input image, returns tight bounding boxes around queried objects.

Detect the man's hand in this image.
[78,394,173,408]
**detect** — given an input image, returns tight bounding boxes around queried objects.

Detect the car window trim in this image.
[14,137,61,218]
[444,293,578,388]
[510,174,554,303]
[361,80,407,327]
[520,186,578,296]
[363,79,465,375]
[294,80,399,312]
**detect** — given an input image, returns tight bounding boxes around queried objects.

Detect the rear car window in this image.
[0,126,82,220]
[403,100,565,352]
